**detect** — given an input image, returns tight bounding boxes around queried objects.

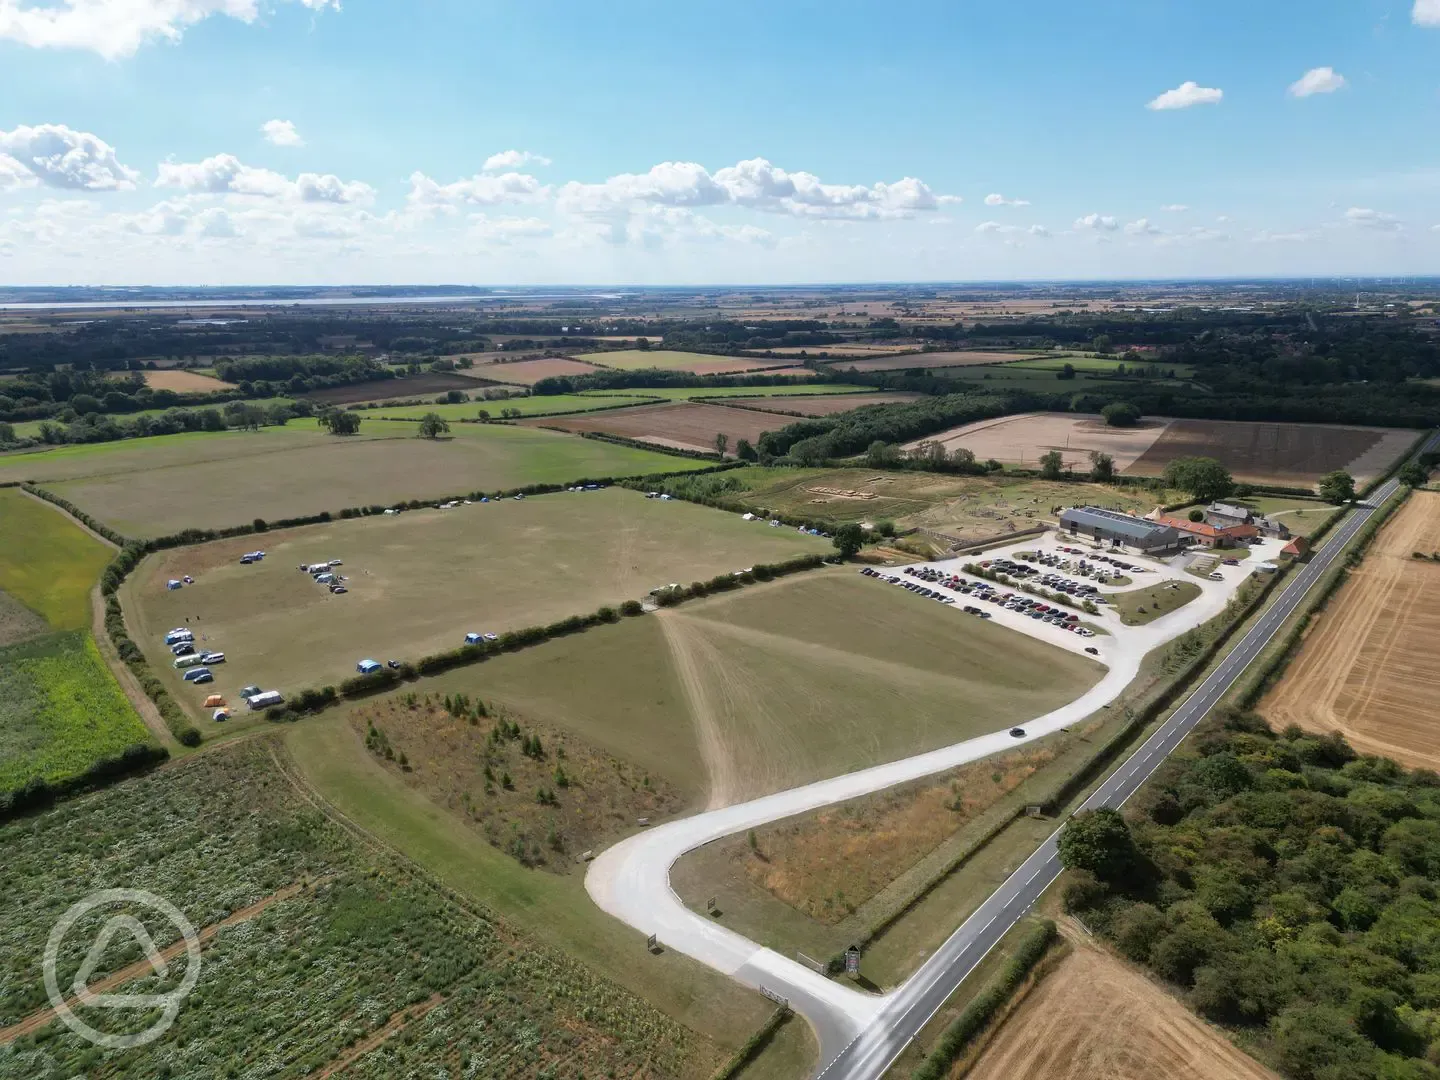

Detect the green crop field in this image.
[122,487,830,723]
[1001,354,1195,377]
[0,488,114,629]
[28,421,709,537]
[367,393,660,420]
[411,570,1101,807]
[0,739,727,1078]
[0,631,152,797]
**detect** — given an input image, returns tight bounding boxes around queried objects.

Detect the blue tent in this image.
[356,659,382,674]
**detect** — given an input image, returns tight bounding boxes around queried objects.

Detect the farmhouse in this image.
[1205,501,1291,539]
[1151,514,1260,550]
[1282,536,1311,560]
[1058,507,1183,554]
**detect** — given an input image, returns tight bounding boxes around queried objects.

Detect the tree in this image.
[1189,508,1206,522]
[735,438,757,462]
[1398,462,1429,488]
[715,432,729,457]
[0,422,14,444]
[1092,334,1114,355]
[635,337,651,350]
[866,440,901,469]
[1318,469,1357,504]
[1057,362,1077,380]
[1163,456,1234,502]
[1039,449,1064,480]
[319,408,361,435]
[832,523,865,559]
[1101,402,1141,428]
[1089,451,1115,483]
[418,413,450,439]
[1057,808,1139,883]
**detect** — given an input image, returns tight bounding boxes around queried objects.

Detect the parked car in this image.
[1009,727,1026,738]
[1209,572,1225,581]
[240,684,261,698]
[200,651,225,664]
[387,659,402,669]
[183,667,212,682]
[172,642,196,656]
[1085,646,1099,655]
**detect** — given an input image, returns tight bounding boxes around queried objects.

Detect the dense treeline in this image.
[754,391,1018,460]
[1061,712,1440,1080]
[2,399,315,450]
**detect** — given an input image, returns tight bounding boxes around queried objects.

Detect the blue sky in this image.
[2,0,1439,284]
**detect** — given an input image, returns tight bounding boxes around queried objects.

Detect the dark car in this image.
[1085,646,1099,655]
[1009,727,1026,738]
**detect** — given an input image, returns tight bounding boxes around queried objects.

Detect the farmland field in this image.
[414,571,1100,808]
[819,350,1041,372]
[0,739,728,1079]
[123,488,830,718]
[462,356,605,385]
[584,384,871,401]
[368,392,659,420]
[966,926,1279,1080]
[303,372,479,405]
[142,369,237,392]
[650,466,1176,539]
[761,343,920,357]
[30,421,709,536]
[914,412,1420,485]
[717,391,924,416]
[1260,491,1440,769]
[520,401,787,455]
[0,488,115,629]
[582,349,792,375]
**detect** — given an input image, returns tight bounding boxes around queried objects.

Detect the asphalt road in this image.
[816,452,1432,1080]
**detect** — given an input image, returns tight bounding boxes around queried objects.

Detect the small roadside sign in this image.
[845,946,861,975]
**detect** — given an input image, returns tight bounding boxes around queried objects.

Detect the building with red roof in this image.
[1151,515,1261,550]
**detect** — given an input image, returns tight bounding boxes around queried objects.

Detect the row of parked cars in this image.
[166,626,225,687]
[863,566,1101,645]
[1054,545,1143,573]
[1021,550,1128,585]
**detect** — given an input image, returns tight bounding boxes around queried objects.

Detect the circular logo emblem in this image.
[43,888,202,1049]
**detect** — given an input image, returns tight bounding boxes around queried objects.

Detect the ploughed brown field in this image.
[713,391,924,417]
[819,350,1038,372]
[519,401,783,455]
[143,369,238,392]
[303,373,480,405]
[462,356,606,385]
[1128,419,1419,487]
[1261,491,1440,769]
[967,924,1278,1080]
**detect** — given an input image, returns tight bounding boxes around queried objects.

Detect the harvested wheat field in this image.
[1261,491,1440,769]
[716,392,923,417]
[520,401,782,455]
[1129,419,1419,486]
[821,350,1038,372]
[908,412,1171,472]
[143,369,237,392]
[969,925,1277,1080]
[463,356,605,385]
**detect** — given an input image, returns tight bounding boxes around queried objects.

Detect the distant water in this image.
[0,293,624,312]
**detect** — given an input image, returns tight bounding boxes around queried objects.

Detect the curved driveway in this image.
[586,528,1287,1066]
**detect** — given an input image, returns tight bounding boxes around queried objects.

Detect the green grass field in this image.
[366,393,661,420]
[0,738,733,1077]
[0,630,153,796]
[579,385,871,400]
[123,488,830,723]
[24,421,709,537]
[1240,496,1339,539]
[0,488,114,629]
[1111,580,1202,625]
[408,570,1101,807]
[1001,355,1195,377]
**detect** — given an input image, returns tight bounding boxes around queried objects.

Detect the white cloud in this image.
[1289,67,1346,98]
[469,214,553,244]
[1028,224,1050,238]
[1147,81,1224,111]
[1345,206,1403,231]
[975,221,1048,241]
[984,193,1030,207]
[1253,229,1315,244]
[1074,213,1119,231]
[261,119,303,147]
[1124,218,1161,235]
[1161,204,1189,212]
[0,124,138,190]
[407,170,549,211]
[1415,0,1440,26]
[482,149,550,173]
[155,153,373,203]
[0,0,341,60]
[556,157,959,220]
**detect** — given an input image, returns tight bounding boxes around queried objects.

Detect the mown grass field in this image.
[0,631,152,797]
[0,739,733,1078]
[0,488,116,629]
[123,488,830,720]
[408,570,1101,807]
[22,421,710,537]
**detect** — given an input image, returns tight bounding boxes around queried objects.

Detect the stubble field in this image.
[582,349,792,375]
[142,369,237,392]
[23,422,708,536]
[1261,491,1440,769]
[122,488,831,719]
[520,401,785,455]
[462,356,605,385]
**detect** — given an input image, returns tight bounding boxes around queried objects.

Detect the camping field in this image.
[122,487,831,723]
[17,421,710,537]
[406,570,1101,808]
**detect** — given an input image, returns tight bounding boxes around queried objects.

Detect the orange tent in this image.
[203,694,226,708]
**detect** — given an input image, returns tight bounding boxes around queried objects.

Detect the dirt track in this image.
[968,926,1278,1080]
[1261,491,1440,768]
